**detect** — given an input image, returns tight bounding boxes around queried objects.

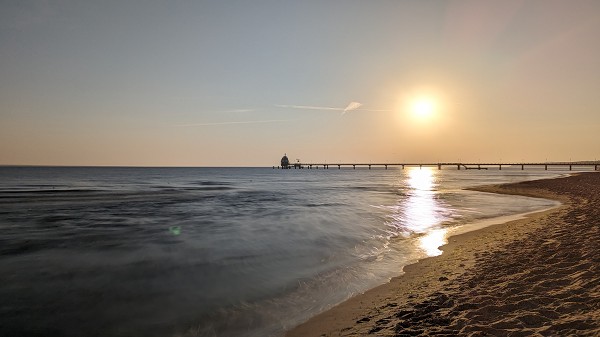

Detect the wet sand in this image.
[287,172,600,336]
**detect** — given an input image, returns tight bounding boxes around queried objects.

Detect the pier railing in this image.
[274,162,600,171]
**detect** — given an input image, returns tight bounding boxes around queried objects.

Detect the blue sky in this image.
[1,1,599,166]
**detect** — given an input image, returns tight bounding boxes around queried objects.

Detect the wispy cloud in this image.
[343,102,362,115]
[175,119,293,127]
[276,102,390,114]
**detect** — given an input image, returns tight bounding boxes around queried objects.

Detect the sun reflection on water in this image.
[408,166,435,191]
[419,228,446,256]
[390,167,451,257]
[405,167,438,230]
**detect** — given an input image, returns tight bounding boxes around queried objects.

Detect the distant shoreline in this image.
[287,172,600,336]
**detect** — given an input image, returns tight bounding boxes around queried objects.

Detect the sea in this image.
[0,166,583,337]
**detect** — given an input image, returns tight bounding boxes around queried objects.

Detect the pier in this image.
[274,162,600,171]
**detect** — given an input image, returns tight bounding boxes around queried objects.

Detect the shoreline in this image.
[287,172,599,336]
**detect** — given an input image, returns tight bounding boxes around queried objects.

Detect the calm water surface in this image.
[0,166,574,336]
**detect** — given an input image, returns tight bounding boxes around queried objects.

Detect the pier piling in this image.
[278,161,597,171]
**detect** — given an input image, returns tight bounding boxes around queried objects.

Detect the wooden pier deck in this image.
[274,162,600,171]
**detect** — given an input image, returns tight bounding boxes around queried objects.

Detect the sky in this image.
[1,0,599,166]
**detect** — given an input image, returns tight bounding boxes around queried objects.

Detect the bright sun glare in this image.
[410,97,435,119]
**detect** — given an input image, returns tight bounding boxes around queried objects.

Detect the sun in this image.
[410,97,436,120]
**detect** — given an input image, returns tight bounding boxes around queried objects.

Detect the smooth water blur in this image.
[0,166,574,336]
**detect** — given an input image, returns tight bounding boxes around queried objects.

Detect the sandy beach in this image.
[287,172,600,336]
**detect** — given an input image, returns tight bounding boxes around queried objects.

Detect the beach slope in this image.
[287,172,599,336]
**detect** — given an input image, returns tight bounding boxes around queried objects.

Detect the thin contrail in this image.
[176,119,293,127]
[275,104,344,111]
[221,109,255,113]
[276,102,391,114]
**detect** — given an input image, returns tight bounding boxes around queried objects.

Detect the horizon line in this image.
[2,160,599,169]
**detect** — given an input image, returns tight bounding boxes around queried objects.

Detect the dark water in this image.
[0,166,572,336]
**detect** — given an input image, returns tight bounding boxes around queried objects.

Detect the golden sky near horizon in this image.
[1,1,599,166]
